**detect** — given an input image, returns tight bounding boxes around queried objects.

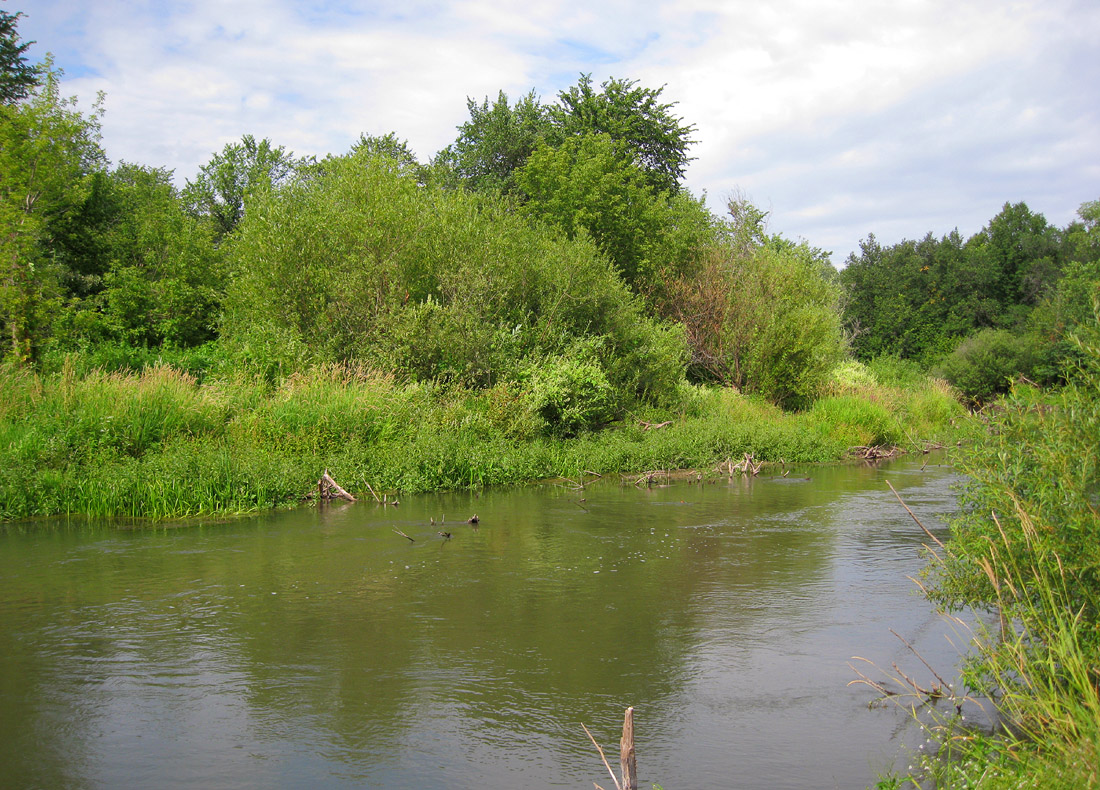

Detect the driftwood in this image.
[718,452,763,477]
[318,470,356,502]
[848,445,904,461]
[392,527,414,542]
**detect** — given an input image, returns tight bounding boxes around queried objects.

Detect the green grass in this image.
[887,321,1100,789]
[0,358,964,521]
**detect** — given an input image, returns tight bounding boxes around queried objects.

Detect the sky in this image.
[16,0,1100,265]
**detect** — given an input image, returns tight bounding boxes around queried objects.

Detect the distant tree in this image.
[436,90,551,196]
[92,164,223,348]
[0,8,38,105]
[183,135,308,241]
[966,201,1062,312]
[549,74,696,193]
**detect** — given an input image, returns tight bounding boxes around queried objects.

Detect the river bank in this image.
[0,358,962,521]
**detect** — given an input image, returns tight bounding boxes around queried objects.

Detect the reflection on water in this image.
[0,458,964,788]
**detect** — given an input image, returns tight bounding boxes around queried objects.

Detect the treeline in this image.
[841,200,1100,402]
[2,12,849,426]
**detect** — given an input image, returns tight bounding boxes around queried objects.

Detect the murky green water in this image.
[0,458,965,789]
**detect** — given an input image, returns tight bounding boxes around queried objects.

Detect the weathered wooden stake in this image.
[619,707,637,790]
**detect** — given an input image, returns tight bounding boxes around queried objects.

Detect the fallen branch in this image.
[362,479,382,504]
[392,528,414,542]
[318,470,356,502]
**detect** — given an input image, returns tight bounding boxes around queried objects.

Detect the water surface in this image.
[0,458,965,788]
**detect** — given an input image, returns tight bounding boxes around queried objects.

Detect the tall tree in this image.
[549,74,696,193]
[0,62,105,362]
[0,8,38,105]
[183,134,306,241]
[435,90,550,196]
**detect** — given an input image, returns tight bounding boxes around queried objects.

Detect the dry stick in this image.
[619,707,637,790]
[392,527,414,542]
[581,722,622,790]
[363,479,382,504]
[890,628,953,693]
[886,480,945,549]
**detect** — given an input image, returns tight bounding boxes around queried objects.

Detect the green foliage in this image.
[913,336,1100,787]
[436,90,550,195]
[549,74,695,194]
[224,147,686,408]
[183,134,309,241]
[932,328,1038,404]
[810,396,902,447]
[666,234,848,409]
[928,317,1100,639]
[841,201,1086,366]
[0,358,962,520]
[440,74,696,198]
[0,8,37,104]
[0,61,106,362]
[526,342,617,436]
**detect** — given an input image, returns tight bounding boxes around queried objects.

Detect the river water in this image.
[0,458,967,789]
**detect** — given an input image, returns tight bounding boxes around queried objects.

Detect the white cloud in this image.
[18,0,1100,263]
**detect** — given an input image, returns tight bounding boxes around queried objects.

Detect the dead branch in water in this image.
[886,479,945,550]
[392,528,414,542]
[849,445,904,461]
[318,470,356,502]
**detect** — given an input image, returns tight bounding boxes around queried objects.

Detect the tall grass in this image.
[0,357,963,521]
[898,318,1100,788]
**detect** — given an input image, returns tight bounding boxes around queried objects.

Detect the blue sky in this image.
[17,0,1100,264]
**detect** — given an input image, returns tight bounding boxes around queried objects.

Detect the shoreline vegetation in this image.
[0,353,962,522]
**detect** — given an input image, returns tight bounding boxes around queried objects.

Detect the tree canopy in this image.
[0,9,37,105]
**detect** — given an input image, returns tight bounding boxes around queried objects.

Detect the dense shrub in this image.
[223,149,686,410]
[932,328,1038,404]
[665,240,848,408]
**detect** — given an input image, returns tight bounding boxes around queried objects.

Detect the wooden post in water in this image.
[620,706,637,790]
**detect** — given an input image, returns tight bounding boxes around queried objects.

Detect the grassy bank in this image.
[0,356,962,522]
[878,320,1100,789]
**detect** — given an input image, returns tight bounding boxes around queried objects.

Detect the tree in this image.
[549,74,695,194]
[665,229,847,406]
[0,62,105,362]
[0,8,38,105]
[183,134,307,241]
[967,201,1062,312]
[436,90,550,195]
[515,132,715,295]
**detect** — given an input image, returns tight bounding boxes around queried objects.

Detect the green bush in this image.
[809,395,902,447]
[933,328,1038,404]
[223,149,686,409]
[527,345,617,436]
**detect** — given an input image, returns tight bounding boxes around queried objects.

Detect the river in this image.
[0,457,966,789]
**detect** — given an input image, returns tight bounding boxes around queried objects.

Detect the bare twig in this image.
[890,629,952,693]
[582,723,622,790]
[886,479,945,549]
[392,527,414,542]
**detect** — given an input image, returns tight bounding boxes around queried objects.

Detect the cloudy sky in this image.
[17,0,1100,264]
